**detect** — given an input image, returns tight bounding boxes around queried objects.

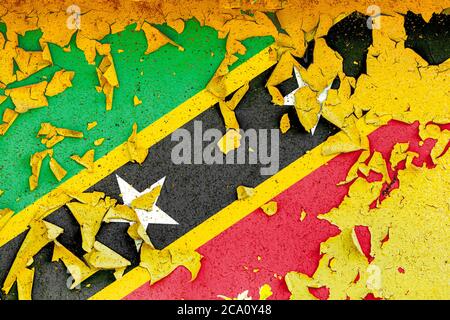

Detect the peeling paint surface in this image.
[0,0,449,300]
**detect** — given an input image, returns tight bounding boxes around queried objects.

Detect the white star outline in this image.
[115,175,178,228]
[283,66,332,135]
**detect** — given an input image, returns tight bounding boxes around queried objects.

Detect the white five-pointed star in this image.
[116,175,178,228]
[283,66,332,135]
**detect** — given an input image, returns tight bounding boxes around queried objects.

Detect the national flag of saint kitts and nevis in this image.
[0,0,449,301]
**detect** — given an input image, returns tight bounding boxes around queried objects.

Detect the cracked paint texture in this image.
[0,0,449,300]
[287,142,450,300]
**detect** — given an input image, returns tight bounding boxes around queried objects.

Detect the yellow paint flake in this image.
[16,267,34,300]
[280,113,290,134]
[167,17,185,34]
[0,108,19,136]
[219,101,240,130]
[96,42,112,57]
[45,70,75,97]
[133,95,142,106]
[104,204,138,223]
[49,157,67,181]
[66,201,110,252]
[220,11,278,57]
[14,48,52,81]
[29,149,53,191]
[340,151,369,185]
[267,52,300,105]
[419,123,441,141]
[102,79,115,110]
[127,221,152,246]
[2,220,63,294]
[56,128,83,138]
[300,211,307,221]
[261,201,277,216]
[5,81,48,113]
[75,35,99,65]
[37,122,57,137]
[237,185,255,200]
[0,37,17,86]
[216,83,249,130]
[259,284,273,300]
[218,129,241,154]
[42,135,64,148]
[87,121,98,131]
[37,122,83,148]
[126,123,149,164]
[140,22,184,55]
[206,54,239,98]
[226,83,249,111]
[140,244,202,284]
[359,151,390,184]
[94,138,105,146]
[52,242,97,289]
[321,129,367,156]
[97,53,119,111]
[131,186,161,211]
[294,86,321,133]
[70,149,95,171]
[285,271,322,300]
[390,143,418,169]
[84,241,131,269]
[299,38,342,92]
[114,267,126,280]
[68,191,105,207]
[322,88,354,129]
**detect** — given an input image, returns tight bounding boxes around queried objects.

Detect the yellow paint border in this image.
[0,45,277,248]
